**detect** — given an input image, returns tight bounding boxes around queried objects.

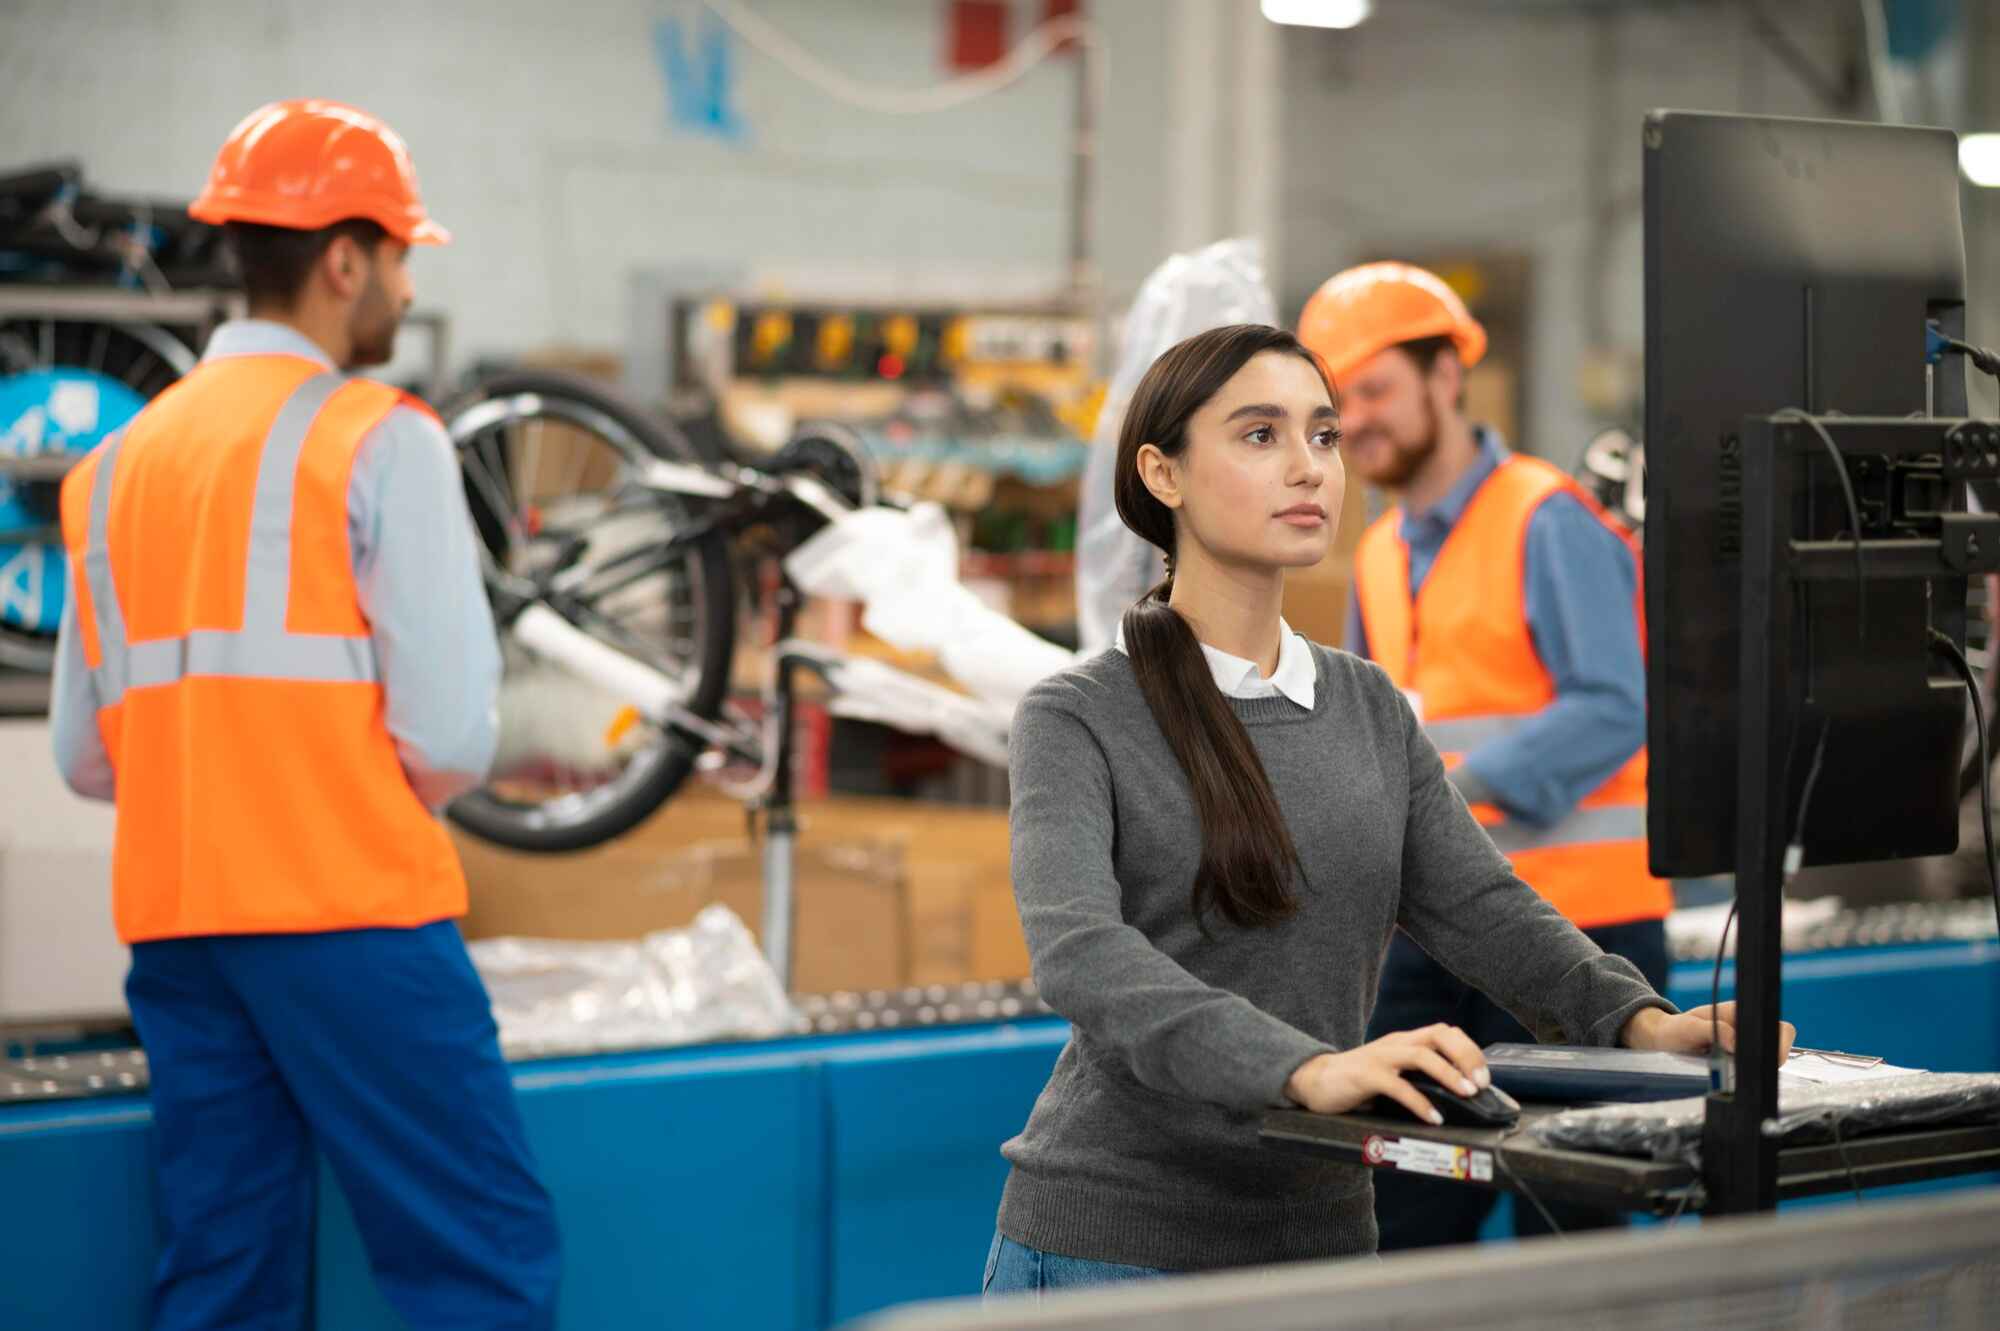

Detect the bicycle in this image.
[443,369,1057,866]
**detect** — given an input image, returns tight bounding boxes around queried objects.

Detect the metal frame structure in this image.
[1706,413,2000,1213]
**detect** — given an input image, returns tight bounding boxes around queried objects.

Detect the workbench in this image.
[1261,1103,2000,1215]
[3,927,1996,1329]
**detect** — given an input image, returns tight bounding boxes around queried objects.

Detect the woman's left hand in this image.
[1619,1002,1796,1066]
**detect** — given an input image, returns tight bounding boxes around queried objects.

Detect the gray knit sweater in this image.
[997,643,1671,1271]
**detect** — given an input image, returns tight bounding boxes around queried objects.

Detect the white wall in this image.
[0,0,1180,367]
[0,722,125,1021]
[1272,0,1993,462]
[1967,0,2000,420]
[3,0,1989,436]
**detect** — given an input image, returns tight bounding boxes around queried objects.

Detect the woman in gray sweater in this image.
[987,323,1792,1297]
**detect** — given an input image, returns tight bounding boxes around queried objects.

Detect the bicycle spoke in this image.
[485,425,516,514]
[461,433,520,555]
[564,422,598,496]
[565,597,692,695]
[524,416,546,505]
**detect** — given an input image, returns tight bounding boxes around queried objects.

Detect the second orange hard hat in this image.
[1298,261,1486,387]
[189,99,449,246]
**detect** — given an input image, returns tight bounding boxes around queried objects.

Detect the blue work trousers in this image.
[126,921,561,1331]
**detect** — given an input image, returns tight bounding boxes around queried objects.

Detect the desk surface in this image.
[1261,1104,2000,1214]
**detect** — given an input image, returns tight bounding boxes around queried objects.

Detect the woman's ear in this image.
[1136,443,1183,511]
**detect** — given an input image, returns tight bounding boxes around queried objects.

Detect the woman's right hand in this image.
[1283,1024,1490,1124]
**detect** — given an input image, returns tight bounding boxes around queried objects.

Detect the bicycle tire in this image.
[0,316,198,671]
[442,370,738,852]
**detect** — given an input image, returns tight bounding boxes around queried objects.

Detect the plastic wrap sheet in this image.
[1075,237,1277,654]
[1529,1072,2000,1166]
[783,499,1077,733]
[468,905,806,1060]
[817,653,1015,768]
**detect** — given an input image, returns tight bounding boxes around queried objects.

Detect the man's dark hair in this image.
[1395,335,1468,410]
[223,219,388,310]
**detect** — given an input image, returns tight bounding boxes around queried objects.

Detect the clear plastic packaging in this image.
[467,904,806,1060]
[1075,237,1278,655]
[1529,1072,2000,1166]
[782,497,1076,747]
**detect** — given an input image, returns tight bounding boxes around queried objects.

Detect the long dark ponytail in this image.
[1114,324,1334,930]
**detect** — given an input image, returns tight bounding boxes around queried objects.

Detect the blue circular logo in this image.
[0,369,149,634]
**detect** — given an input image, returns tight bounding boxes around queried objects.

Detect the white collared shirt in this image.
[1115,616,1316,709]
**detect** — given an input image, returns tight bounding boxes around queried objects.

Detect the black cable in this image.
[1707,411,1861,1074]
[1791,718,1833,861]
[1825,1108,1864,1205]
[1940,335,2000,382]
[1928,630,2000,934]
[1493,1126,1563,1238]
[1709,900,1737,1081]
[1772,409,1867,643]
[1713,715,1829,1069]
[1664,1178,1702,1227]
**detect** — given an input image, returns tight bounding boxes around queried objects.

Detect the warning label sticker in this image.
[1360,1134,1495,1183]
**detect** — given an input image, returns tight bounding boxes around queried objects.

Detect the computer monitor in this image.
[1643,110,1971,877]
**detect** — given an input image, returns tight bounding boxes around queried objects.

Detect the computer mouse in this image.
[1373,1071,1521,1127]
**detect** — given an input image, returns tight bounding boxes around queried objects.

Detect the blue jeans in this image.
[983,1233,1168,1298]
[127,922,562,1331]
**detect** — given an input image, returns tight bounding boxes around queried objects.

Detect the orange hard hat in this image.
[1297,261,1486,387]
[189,99,449,245]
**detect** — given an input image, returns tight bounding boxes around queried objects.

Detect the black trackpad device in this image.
[1373,1071,1521,1127]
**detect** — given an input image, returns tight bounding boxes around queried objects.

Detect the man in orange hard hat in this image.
[50,100,560,1328]
[1300,261,1670,1249]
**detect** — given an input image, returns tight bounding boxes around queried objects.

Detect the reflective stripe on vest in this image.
[1423,712,1649,855]
[81,374,377,705]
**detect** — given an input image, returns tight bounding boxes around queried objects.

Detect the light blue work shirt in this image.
[50,320,500,810]
[1345,428,1647,828]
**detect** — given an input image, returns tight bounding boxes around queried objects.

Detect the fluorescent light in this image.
[1261,0,1373,30]
[1963,134,2000,189]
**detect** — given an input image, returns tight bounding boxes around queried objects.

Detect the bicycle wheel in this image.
[0,316,195,671]
[443,370,737,852]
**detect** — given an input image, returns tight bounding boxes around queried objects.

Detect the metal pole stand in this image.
[1705,415,1790,1214]
[760,800,797,992]
[754,573,806,991]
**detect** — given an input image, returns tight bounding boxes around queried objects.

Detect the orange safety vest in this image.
[1355,454,1670,929]
[59,352,468,944]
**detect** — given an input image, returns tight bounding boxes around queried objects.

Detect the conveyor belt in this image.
[792,979,1051,1035]
[7,898,1993,1107]
[2,1049,148,1104]
[1668,898,1999,963]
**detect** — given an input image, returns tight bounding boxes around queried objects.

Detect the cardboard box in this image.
[457,790,1035,990]
[455,832,908,996]
[968,869,1032,983]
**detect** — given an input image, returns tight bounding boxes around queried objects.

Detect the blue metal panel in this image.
[5,942,1994,1327]
[0,1099,155,1330]
[1660,942,2000,1218]
[1665,941,2000,1071]
[821,1021,1069,1324]
[313,1045,828,1330]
